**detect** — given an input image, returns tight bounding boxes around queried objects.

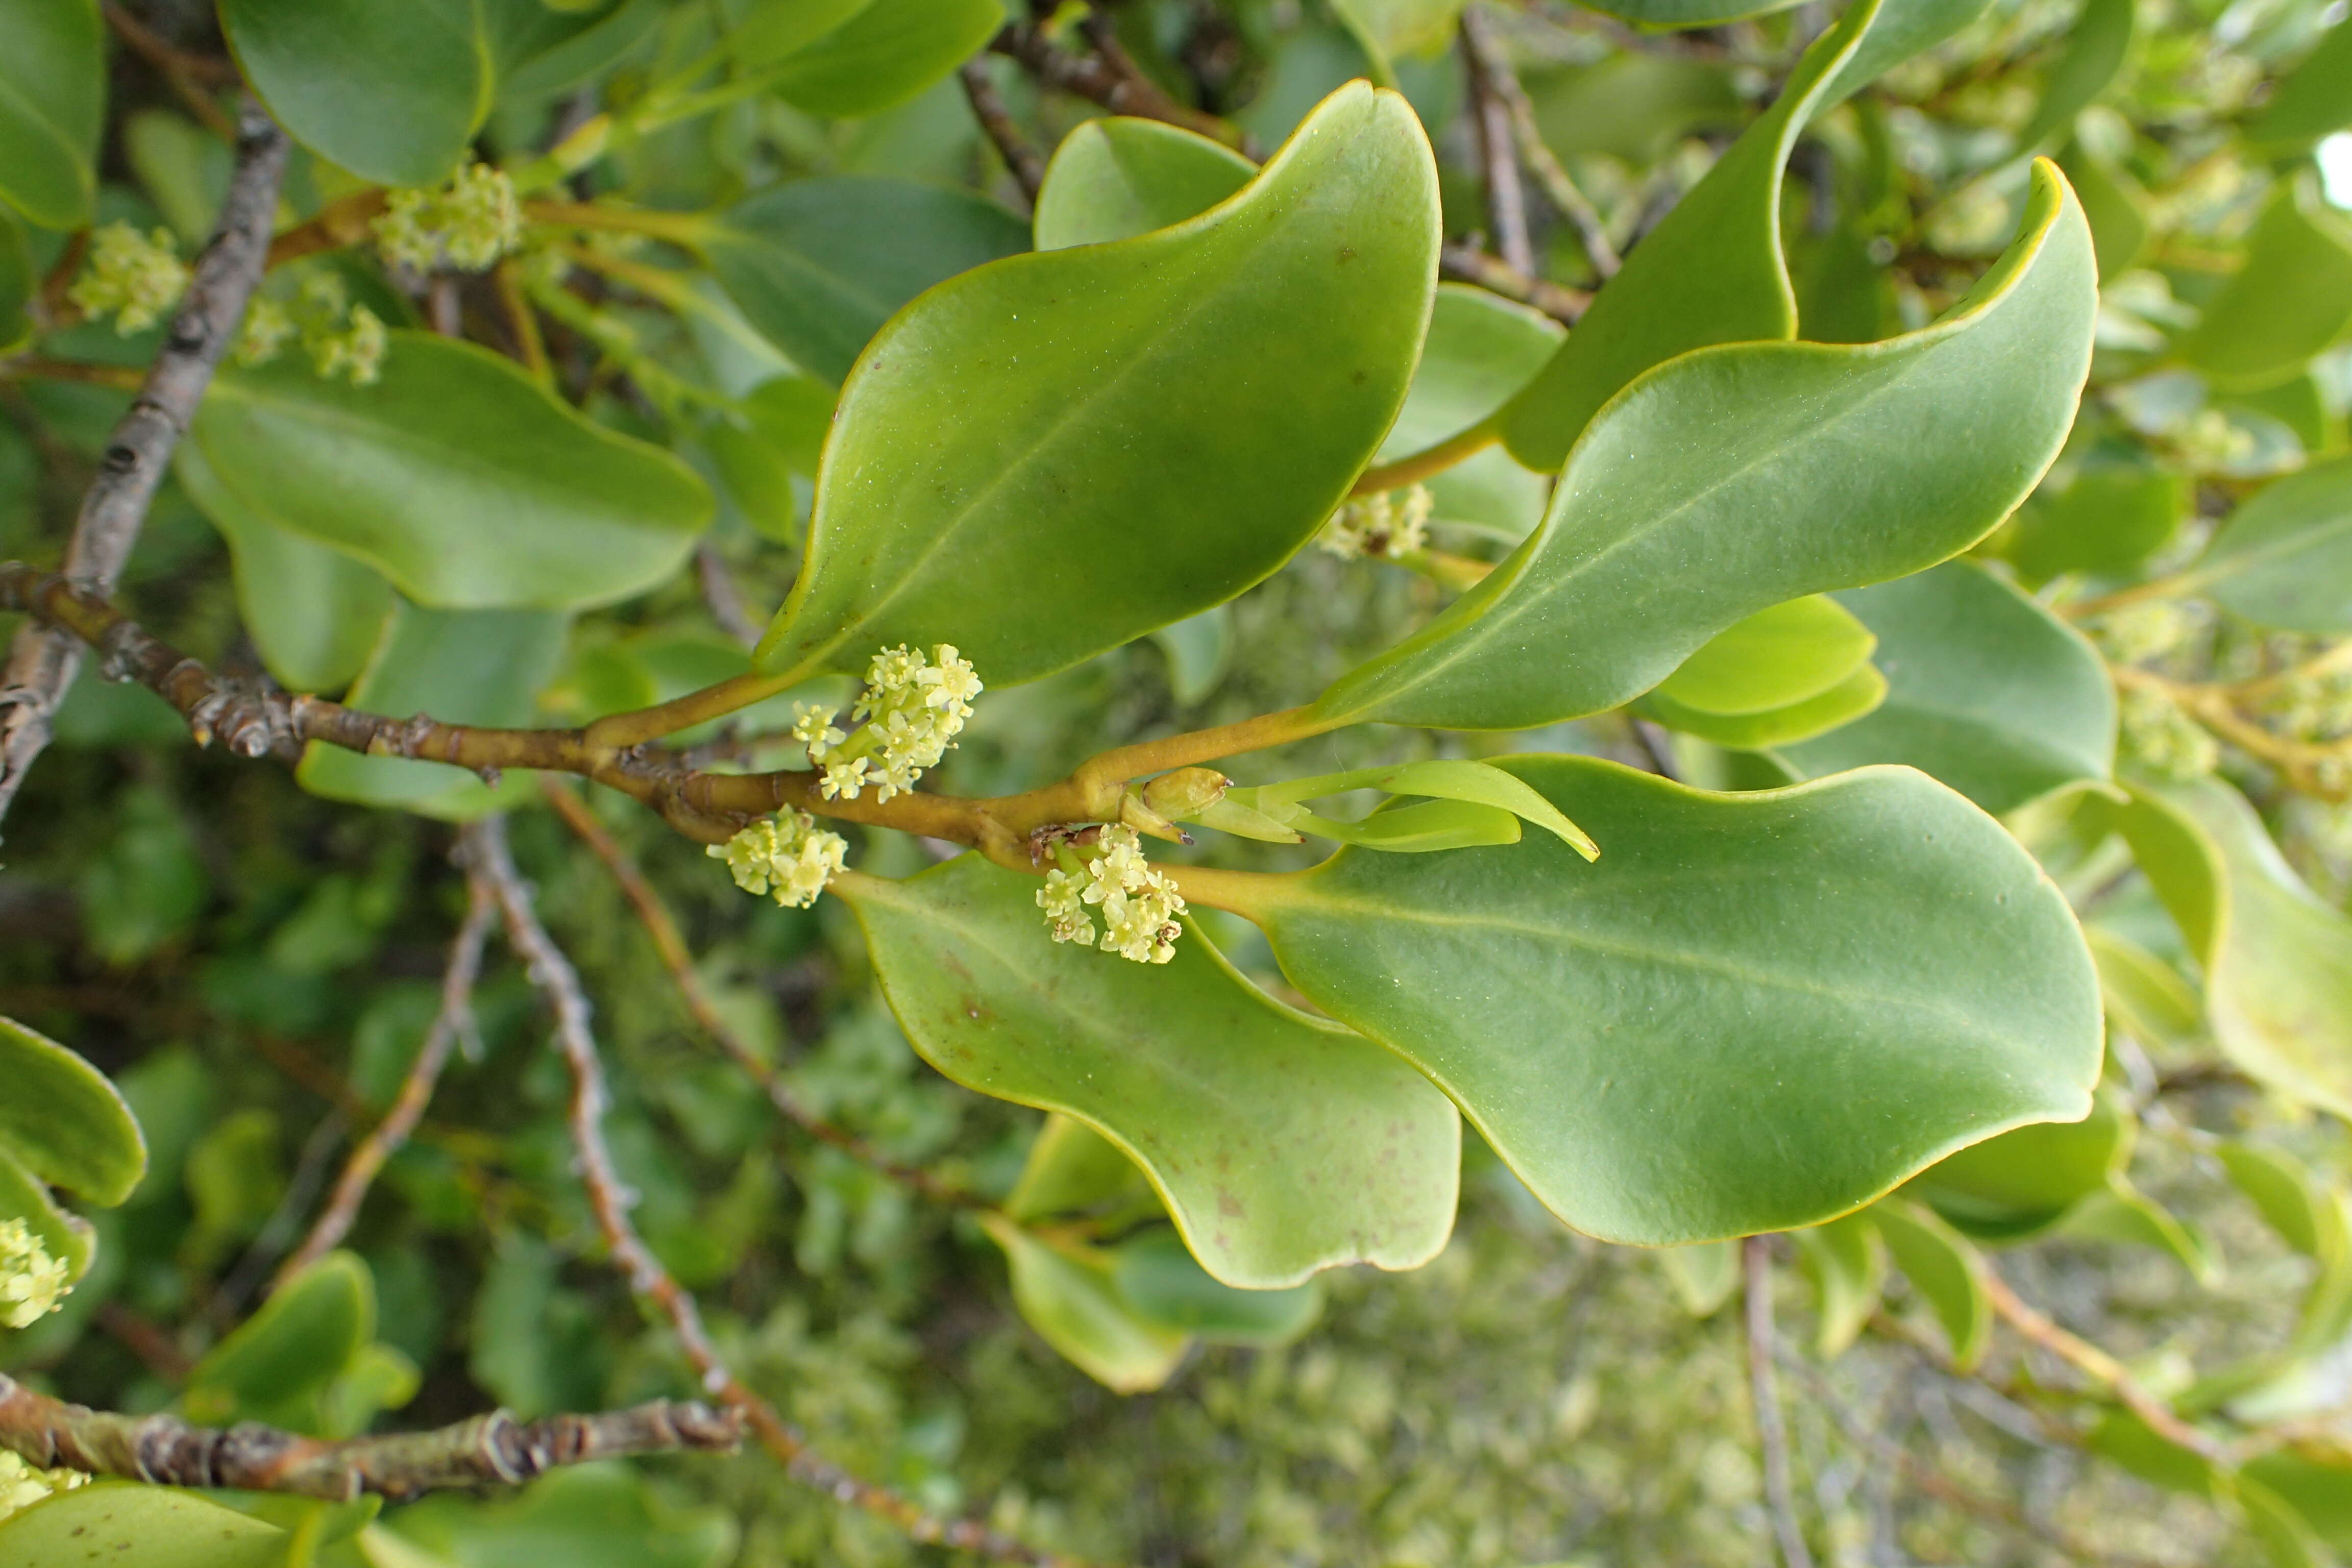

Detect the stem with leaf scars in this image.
[1745,1236,1817,1568]
[0,1376,738,1501]
[1438,241,1591,324]
[0,102,288,828]
[472,817,1083,1567]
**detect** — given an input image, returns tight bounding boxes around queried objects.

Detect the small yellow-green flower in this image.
[375,160,524,274]
[709,811,850,908]
[799,646,985,804]
[0,1218,69,1329]
[0,1452,85,1523]
[68,223,189,335]
[1038,824,1186,964]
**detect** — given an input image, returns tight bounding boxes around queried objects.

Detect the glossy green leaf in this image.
[1573,0,1803,31]
[0,0,101,228]
[757,83,1440,688]
[1380,286,1564,462]
[1246,757,1598,856]
[179,444,395,694]
[2177,173,2352,390]
[729,0,871,68]
[194,333,708,611]
[838,854,1459,1287]
[0,1015,145,1206]
[1793,1212,1885,1357]
[1873,1197,1991,1369]
[1294,797,1524,853]
[982,1214,1189,1393]
[1112,1228,1322,1346]
[2013,0,2135,153]
[1317,163,2095,730]
[1006,1113,1159,1227]
[222,0,489,187]
[1777,561,2115,814]
[1644,663,1890,749]
[2182,454,2352,633]
[2239,1476,2332,1568]
[0,1145,94,1284]
[1906,1092,2130,1240]
[2219,1143,2336,1261]
[2086,924,2201,1044]
[2244,1453,2352,1557]
[2248,17,2352,150]
[1654,596,1877,716]
[0,1485,288,1568]
[1032,118,1255,253]
[0,206,30,352]
[2063,1182,2216,1280]
[185,1252,371,1429]
[2004,461,2185,582]
[2098,785,2221,959]
[1658,1240,1741,1317]
[382,1465,737,1568]
[703,178,1030,386]
[496,0,668,103]
[297,602,568,820]
[1242,756,2102,1243]
[768,0,1001,120]
[1331,0,1466,61]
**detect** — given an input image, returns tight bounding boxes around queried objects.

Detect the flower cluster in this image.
[1318,485,1432,562]
[708,810,849,909]
[797,644,983,803]
[68,223,189,335]
[0,1453,85,1524]
[374,160,525,273]
[0,1218,68,1329]
[234,272,388,385]
[2269,670,2352,743]
[1038,824,1187,964]
[2119,687,2219,780]
[2093,601,2200,666]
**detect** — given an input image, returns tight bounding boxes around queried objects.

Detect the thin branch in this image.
[274,845,498,1290]
[1980,1270,2221,1460]
[1438,242,1591,324]
[266,189,390,268]
[0,102,288,827]
[99,2,240,139]
[1745,1237,1816,1568]
[694,543,762,650]
[0,1377,736,1500]
[1459,4,1621,278]
[471,819,1079,1566]
[959,62,1047,206]
[989,23,1241,151]
[1459,11,1535,276]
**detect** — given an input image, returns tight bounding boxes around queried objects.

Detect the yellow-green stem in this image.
[1351,419,1502,496]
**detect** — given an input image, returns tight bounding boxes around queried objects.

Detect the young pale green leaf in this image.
[0,1486,288,1568]
[703,178,1030,386]
[2086,1410,2224,1497]
[2062,1182,2216,1281]
[727,0,870,67]
[2004,461,2186,583]
[0,1145,93,1284]
[297,602,568,820]
[981,1215,1190,1394]
[2238,1476,2334,1568]
[179,444,394,694]
[0,1015,145,1206]
[184,1252,372,1430]
[2247,16,2352,149]
[2061,144,2154,280]
[756,82,1440,688]
[1254,758,1598,857]
[222,0,488,187]
[1644,665,1889,749]
[1905,1091,2131,1240]
[1317,162,2096,731]
[2012,0,2136,153]
[767,0,1001,120]
[2086,923,2202,1043]
[1776,561,2115,814]
[2244,1455,2352,1560]
[1239,756,2102,1244]
[1031,118,1255,252]
[1330,0,1468,62]
[0,0,101,229]
[194,333,708,612]
[1653,595,1877,717]
[1005,1114,1160,1227]
[2177,173,2352,390]
[1378,286,1564,462]
[2181,455,2352,633]
[1872,1197,1992,1370]
[838,855,1459,1288]
[1793,1212,1885,1357]
[2218,1143,2337,1262]
[378,1462,736,1568]
[1292,797,1524,853]
[1657,1240,1742,1317]
[1112,1228,1323,1346]
[2095,786,2221,958]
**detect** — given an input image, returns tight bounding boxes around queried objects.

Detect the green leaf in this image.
[2062,1182,2217,1281]
[195,333,707,612]
[756,83,1440,688]
[2248,17,2352,150]
[2238,1475,2332,1568]
[1329,0,1467,61]
[705,374,834,543]
[1005,1113,1158,1227]
[222,0,491,188]
[1379,286,1564,463]
[2244,1453,2352,1557]
[179,443,395,694]
[1653,596,1877,717]
[981,1214,1190,1393]
[184,1252,372,1430]
[0,1145,94,1284]
[1316,162,2095,731]
[2086,924,2201,1044]
[1657,1240,1742,1317]
[382,1465,737,1568]
[2004,461,2185,583]
[703,178,1030,386]
[2012,0,2135,153]
[1793,1212,1885,1357]
[296,602,568,820]
[0,206,30,352]
[1032,118,1255,253]
[768,0,1002,120]
[2085,1409,2223,1497]
[729,0,872,68]
[1247,757,1598,856]
[1873,1197,1991,1369]
[1906,1091,2130,1240]
[1776,561,2115,814]
[1239,756,2102,1243]
[0,1015,145,1206]
[1644,665,1889,749]
[2182,454,2352,633]
[1573,0,1804,30]
[2060,144,2153,281]
[2097,784,2220,959]
[2218,1143,2336,1261]
[1111,1228,1322,1346]
[1293,797,1525,853]
[1148,606,1236,706]
[837,855,1459,1287]
[0,0,101,229]
[2177,172,2352,391]
[0,1485,288,1568]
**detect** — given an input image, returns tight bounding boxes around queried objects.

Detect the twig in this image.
[471,818,1076,1565]
[99,2,239,139]
[1438,242,1590,323]
[0,1376,737,1501]
[537,779,978,1207]
[0,102,287,828]
[1980,1270,2221,1460]
[265,189,390,268]
[959,62,1047,206]
[1629,717,1680,780]
[275,845,497,1290]
[1459,10,1535,276]
[1745,1237,1816,1568]
[1459,4,1620,278]
[989,23,1247,151]
[694,543,762,650]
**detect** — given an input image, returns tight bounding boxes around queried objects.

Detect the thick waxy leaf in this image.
[0,1146,94,1283]
[1906,1091,2129,1239]
[729,0,871,67]
[1316,163,2095,731]
[185,1252,371,1430]
[1575,0,1803,31]
[1243,758,1597,856]
[2013,0,2135,153]
[1654,595,1877,716]
[383,1465,734,1568]
[2087,924,2200,1043]
[194,333,708,612]
[0,0,101,228]
[1777,561,2115,813]
[1112,1228,1322,1346]
[2005,461,2185,582]
[297,602,568,820]
[757,84,1440,688]
[704,179,1030,386]
[2177,174,2352,390]
[1006,1114,1159,1228]
[981,1215,1188,1393]
[2248,18,2352,149]
[2180,455,2352,633]
[1380,287,1565,462]
[1643,664,1889,749]
[838,855,1459,1287]
[1239,757,2102,1243]
[1032,118,1254,252]
[0,1015,145,1206]
[768,0,1001,120]
[0,1486,287,1568]
[179,444,394,694]
[222,0,489,187]
[1793,1213,1884,1356]
[1872,1198,1991,1368]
